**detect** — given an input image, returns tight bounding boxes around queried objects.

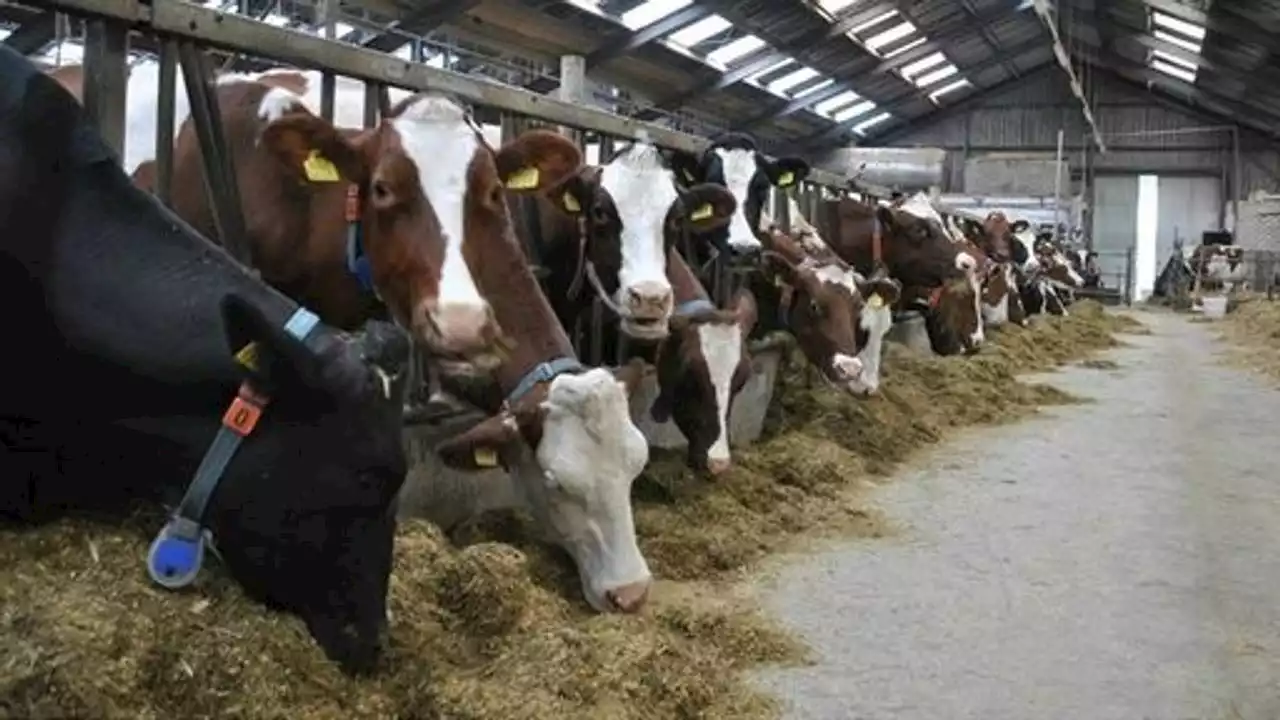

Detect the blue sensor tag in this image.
[146,516,206,590]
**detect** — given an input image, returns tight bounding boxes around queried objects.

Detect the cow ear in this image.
[1011,219,1030,233]
[858,276,902,308]
[661,148,704,188]
[494,129,583,194]
[435,413,523,471]
[260,111,370,186]
[547,168,595,217]
[763,250,802,289]
[731,288,758,337]
[760,156,810,188]
[681,182,737,233]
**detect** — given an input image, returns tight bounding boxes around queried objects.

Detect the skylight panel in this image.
[914,63,958,87]
[38,41,85,65]
[817,0,858,16]
[1153,28,1201,54]
[852,111,892,135]
[393,44,413,61]
[706,35,766,66]
[850,9,898,36]
[883,36,927,59]
[900,51,947,81]
[1151,11,1205,41]
[864,20,916,52]
[769,66,820,94]
[832,99,876,123]
[793,78,835,99]
[814,89,860,116]
[928,78,971,102]
[1151,58,1196,83]
[747,58,795,84]
[667,15,730,48]
[0,28,9,42]
[620,0,691,31]
[1152,49,1197,72]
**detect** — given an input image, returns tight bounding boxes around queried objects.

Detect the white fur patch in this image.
[257,86,307,123]
[390,96,486,311]
[695,322,743,464]
[854,301,893,394]
[599,144,677,305]
[982,264,1014,327]
[534,368,651,606]
[813,263,858,295]
[713,148,764,251]
[968,270,985,346]
[897,192,945,225]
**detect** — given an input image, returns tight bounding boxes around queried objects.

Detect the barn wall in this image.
[845,66,1280,198]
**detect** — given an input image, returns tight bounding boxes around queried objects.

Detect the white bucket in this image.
[1200,295,1228,319]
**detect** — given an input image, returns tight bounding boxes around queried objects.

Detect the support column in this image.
[82,19,129,161]
[557,54,586,144]
[318,0,337,122]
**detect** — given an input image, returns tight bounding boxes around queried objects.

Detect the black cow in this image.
[0,46,410,675]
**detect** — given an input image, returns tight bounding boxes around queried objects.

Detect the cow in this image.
[162,79,584,367]
[1010,225,1080,317]
[943,212,1027,329]
[650,249,758,474]
[513,141,737,342]
[756,226,901,394]
[815,194,983,356]
[664,132,812,261]
[1,47,412,675]
[1191,244,1247,293]
[405,134,655,612]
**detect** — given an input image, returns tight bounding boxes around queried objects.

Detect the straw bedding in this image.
[1215,294,1280,383]
[0,301,1141,719]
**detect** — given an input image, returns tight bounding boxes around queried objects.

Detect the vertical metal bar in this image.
[1053,127,1065,241]
[82,19,129,160]
[154,40,178,203]
[363,82,381,129]
[557,54,586,147]
[1232,125,1242,236]
[178,42,250,265]
[319,0,337,122]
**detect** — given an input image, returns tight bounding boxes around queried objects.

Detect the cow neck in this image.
[667,247,715,316]
[479,222,581,404]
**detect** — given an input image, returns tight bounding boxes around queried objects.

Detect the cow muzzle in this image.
[415,299,506,369]
[830,353,869,394]
[620,280,673,341]
[604,578,652,613]
[706,456,732,476]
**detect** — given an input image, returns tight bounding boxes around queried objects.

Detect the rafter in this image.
[360,0,479,53]
[584,4,712,70]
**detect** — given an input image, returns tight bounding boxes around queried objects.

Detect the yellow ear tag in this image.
[234,342,261,371]
[473,447,499,468]
[777,171,795,187]
[867,294,885,309]
[689,203,714,222]
[505,166,540,190]
[562,191,582,213]
[302,150,341,183]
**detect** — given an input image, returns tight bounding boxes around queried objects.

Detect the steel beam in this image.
[738,81,851,130]
[38,0,859,187]
[361,0,480,53]
[873,3,1025,77]
[584,4,711,70]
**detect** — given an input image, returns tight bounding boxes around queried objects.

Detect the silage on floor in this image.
[0,300,1141,719]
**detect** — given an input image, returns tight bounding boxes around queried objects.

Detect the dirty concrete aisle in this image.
[754,312,1280,720]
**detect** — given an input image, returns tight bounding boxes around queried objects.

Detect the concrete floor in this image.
[754,312,1280,720]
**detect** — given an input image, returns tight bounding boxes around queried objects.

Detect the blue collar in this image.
[145,306,322,590]
[506,356,582,405]
[345,221,375,293]
[675,298,716,316]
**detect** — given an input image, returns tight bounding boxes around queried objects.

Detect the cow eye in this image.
[809,298,823,316]
[592,205,610,225]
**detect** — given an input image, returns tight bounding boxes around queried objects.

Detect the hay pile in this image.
[0,300,1140,719]
[1215,293,1280,383]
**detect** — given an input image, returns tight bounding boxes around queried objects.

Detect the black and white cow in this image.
[0,46,411,675]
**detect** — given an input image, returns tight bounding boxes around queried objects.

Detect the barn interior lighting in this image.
[913,63,959,88]
[928,78,972,103]
[793,77,836,99]
[883,36,927,59]
[768,66,821,95]
[1151,58,1197,84]
[816,0,859,17]
[706,34,766,67]
[900,51,947,82]
[620,0,691,30]
[814,90,861,117]
[833,100,877,123]
[666,15,731,48]
[852,111,892,135]
[864,21,917,53]
[1147,11,1204,83]
[747,58,797,85]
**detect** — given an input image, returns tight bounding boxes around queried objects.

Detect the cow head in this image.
[549,143,736,341]
[873,201,974,290]
[762,231,896,394]
[1031,234,1083,288]
[651,289,757,474]
[259,93,581,365]
[211,295,411,675]
[980,260,1025,328]
[979,212,1030,263]
[665,133,811,257]
[434,363,652,614]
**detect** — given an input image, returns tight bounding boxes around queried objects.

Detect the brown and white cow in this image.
[515,142,736,342]
[650,249,757,475]
[164,80,583,363]
[1191,244,1247,293]
[430,175,655,612]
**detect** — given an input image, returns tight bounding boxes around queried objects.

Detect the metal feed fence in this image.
[36,0,901,423]
[1074,248,1133,306]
